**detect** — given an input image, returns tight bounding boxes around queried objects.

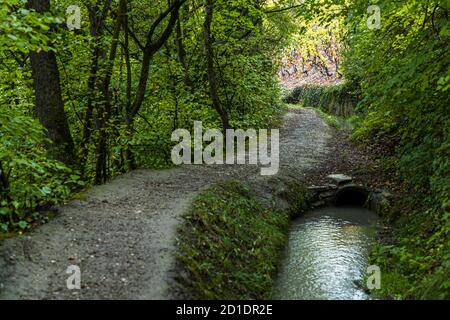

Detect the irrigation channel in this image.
[274,205,379,300]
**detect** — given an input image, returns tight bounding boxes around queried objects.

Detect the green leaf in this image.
[40,186,52,196]
[18,221,28,230]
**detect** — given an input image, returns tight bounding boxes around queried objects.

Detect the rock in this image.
[307,184,337,192]
[327,174,353,186]
[319,191,335,199]
[311,200,326,208]
[367,190,391,216]
[381,190,393,199]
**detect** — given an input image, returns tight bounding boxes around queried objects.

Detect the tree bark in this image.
[27,0,75,164]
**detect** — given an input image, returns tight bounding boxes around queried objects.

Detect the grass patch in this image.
[283,83,358,118]
[287,103,353,130]
[176,179,310,299]
[313,108,353,130]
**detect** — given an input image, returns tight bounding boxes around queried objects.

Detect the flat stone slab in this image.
[307,184,338,192]
[327,174,353,185]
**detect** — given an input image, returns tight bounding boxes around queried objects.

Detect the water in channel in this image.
[274,206,379,300]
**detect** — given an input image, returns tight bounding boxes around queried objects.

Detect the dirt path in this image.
[0,108,332,300]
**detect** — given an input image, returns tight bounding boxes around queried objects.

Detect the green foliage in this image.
[177,180,294,299]
[333,0,450,299]
[284,82,358,117]
[290,0,449,299]
[370,206,450,299]
[0,110,83,232]
[283,179,312,217]
[0,0,292,235]
[53,0,288,178]
[0,0,60,54]
[0,0,84,233]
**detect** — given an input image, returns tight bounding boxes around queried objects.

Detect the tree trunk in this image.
[127,0,185,124]
[175,19,192,88]
[27,0,75,164]
[124,0,185,169]
[204,0,230,131]
[95,0,127,184]
[123,8,137,171]
[80,0,113,174]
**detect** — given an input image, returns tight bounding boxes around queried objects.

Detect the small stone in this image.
[319,191,335,199]
[327,174,353,185]
[312,200,326,208]
[308,185,329,192]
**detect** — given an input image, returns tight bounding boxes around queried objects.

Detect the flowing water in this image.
[274,206,379,300]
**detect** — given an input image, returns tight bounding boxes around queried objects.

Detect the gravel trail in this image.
[0,108,331,300]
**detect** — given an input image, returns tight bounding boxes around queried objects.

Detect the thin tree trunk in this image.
[124,0,185,169]
[175,19,192,88]
[127,0,185,124]
[95,0,127,184]
[123,9,136,170]
[80,1,113,174]
[204,0,230,131]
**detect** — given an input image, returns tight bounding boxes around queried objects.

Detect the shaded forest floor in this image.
[0,106,397,300]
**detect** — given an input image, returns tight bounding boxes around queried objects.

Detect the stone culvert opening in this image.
[335,185,369,207]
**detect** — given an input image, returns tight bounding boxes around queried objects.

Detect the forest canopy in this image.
[0,0,449,299]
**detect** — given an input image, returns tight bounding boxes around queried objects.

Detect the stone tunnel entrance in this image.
[308,175,374,208]
[334,185,369,206]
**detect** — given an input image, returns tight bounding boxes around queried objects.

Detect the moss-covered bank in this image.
[176,179,310,300]
[368,190,450,300]
[283,83,359,118]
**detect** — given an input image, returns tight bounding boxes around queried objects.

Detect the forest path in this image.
[0,108,331,300]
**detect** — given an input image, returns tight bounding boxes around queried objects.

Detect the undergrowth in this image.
[176,180,310,299]
[283,82,358,117]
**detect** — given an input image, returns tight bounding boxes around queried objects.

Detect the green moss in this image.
[285,103,352,130]
[283,180,311,218]
[0,231,21,241]
[313,108,353,130]
[71,191,88,201]
[176,180,310,299]
[371,272,412,300]
[283,83,358,118]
